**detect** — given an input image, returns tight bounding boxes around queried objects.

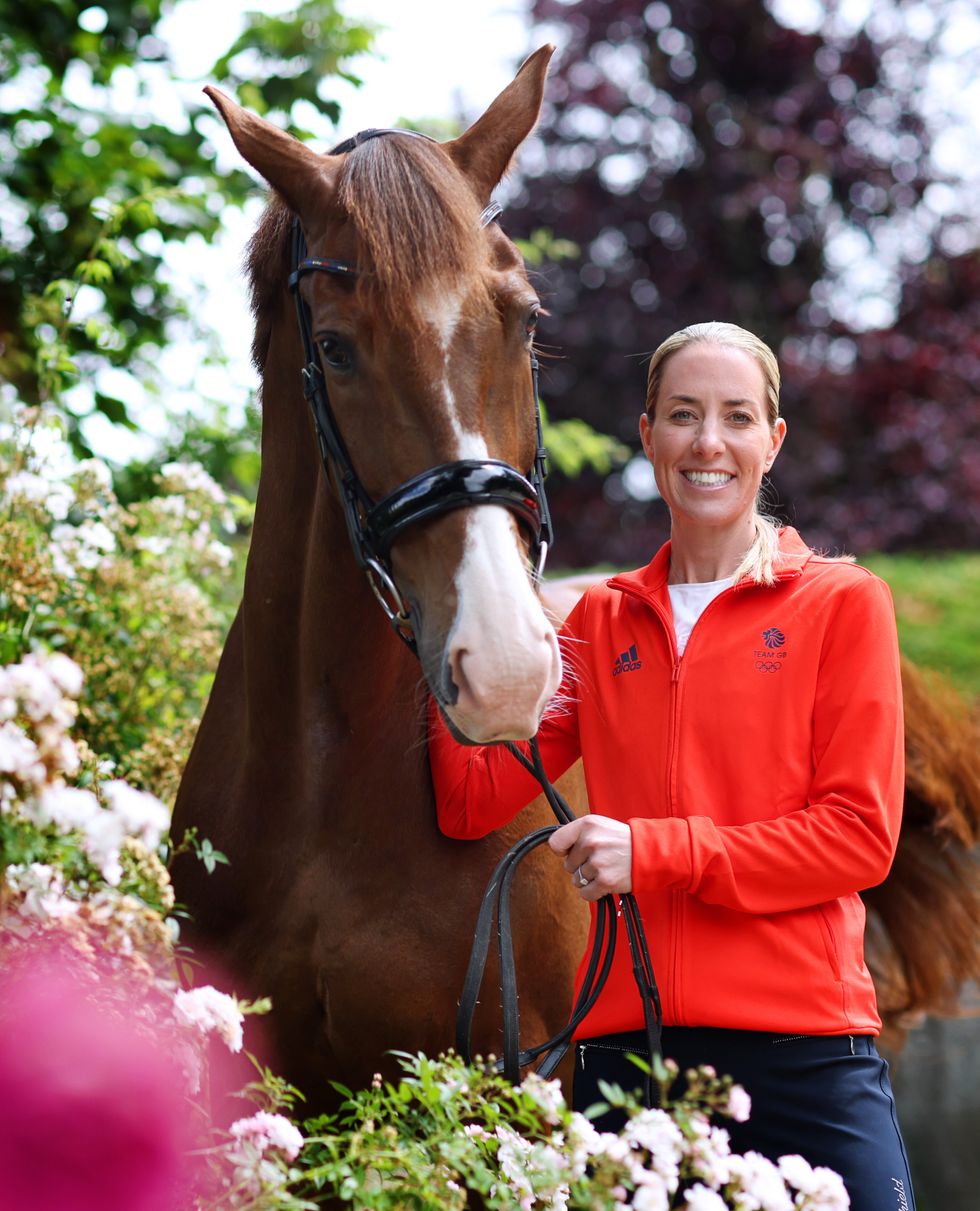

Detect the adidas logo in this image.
[612,643,643,676]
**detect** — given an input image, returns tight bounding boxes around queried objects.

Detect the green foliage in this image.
[0,407,236,800]
[0,0,376,457]
[516,228,580,269]
[211,1,378,125]
[543,409,630,479]
[863,552,980,697]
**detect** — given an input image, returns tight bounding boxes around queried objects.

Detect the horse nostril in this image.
[437,644,462,707]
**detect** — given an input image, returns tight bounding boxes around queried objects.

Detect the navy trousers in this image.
[574,1028,915,1211]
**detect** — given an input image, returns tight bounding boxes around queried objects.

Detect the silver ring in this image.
[574,865,589,889]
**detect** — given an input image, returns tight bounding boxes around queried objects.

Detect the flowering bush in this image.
[0,405,239,802]
[0,645,300,1209]
[293,1052,848,1211]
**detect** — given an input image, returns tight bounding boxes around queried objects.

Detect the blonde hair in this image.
[644,321,783,586]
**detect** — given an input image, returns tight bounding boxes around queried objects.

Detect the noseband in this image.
[288,128,554,652]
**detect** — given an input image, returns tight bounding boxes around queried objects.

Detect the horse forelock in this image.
[337,136,492,328]
[245,136,495,371]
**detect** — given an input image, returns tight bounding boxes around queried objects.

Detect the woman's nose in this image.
[692,419,723,456]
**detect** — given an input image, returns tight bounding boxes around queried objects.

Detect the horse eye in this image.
[318,335,354,372]
[524,308,540,340]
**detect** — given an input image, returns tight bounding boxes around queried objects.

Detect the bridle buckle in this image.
[364,557,413,640]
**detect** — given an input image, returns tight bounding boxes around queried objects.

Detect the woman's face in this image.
[639,342,786,534]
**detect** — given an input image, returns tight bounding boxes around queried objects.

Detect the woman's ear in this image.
[639,411,655,463]
[766,417,788,469]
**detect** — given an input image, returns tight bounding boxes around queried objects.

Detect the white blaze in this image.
[419,287,561,740]
[414,287,557,736]
[447,500,562,742]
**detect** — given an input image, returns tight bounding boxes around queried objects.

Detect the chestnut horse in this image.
[170,47,588,1111]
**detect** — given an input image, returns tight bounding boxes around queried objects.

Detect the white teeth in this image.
[684,471,733,485]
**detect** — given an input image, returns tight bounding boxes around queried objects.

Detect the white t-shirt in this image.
[667,577,733,656]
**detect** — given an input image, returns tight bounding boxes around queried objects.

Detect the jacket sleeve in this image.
[428,614,585,840]
[628,574,905,913]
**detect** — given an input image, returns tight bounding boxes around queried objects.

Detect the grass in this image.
[861,551,980,699]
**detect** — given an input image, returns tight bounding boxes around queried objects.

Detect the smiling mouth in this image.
[683,470,734,486]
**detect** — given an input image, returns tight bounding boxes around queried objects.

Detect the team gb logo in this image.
[762,627,786,649]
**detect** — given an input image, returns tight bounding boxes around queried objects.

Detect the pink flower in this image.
[0,952,192,1211]
[684,1183,729,1211]
[230,1111,304,1161]
[727,1084,752,1123]
[173,985,244,1053]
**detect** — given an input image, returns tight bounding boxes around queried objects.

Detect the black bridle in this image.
[287,128,553,653]
[287,128,661,1094]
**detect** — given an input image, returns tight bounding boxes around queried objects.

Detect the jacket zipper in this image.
[579,1041,651,1068]
[624,582,741,1027]
[605,562,805,1030]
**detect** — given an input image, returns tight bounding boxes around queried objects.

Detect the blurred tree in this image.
[0,0,375,464]
[510,0,977,566]
[780,247,980,553]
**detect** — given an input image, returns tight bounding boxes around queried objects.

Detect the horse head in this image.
[205,48,561,744]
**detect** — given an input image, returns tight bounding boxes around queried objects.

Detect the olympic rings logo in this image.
[754,659,783,673]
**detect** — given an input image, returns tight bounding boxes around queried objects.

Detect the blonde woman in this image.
[429,322,914,1211]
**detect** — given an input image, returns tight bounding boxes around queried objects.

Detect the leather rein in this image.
[288,127,662,1093]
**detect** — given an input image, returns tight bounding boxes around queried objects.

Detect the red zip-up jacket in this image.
[429,528,904,1039]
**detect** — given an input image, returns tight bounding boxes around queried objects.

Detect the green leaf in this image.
[94,392,137,429]
[76,259,113,286]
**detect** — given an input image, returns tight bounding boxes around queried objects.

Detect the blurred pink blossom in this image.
[0,951,194,1211]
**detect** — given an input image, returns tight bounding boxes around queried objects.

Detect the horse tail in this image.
[863,655,980,1048]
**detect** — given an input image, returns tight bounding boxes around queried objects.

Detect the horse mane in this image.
[246,135,490,370]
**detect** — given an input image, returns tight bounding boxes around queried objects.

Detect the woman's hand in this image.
[548,815,632,900]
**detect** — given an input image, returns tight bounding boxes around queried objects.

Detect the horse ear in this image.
[203,86,341,216]
[444,44,555,202]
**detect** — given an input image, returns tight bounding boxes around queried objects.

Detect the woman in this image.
[428,322,915,1211]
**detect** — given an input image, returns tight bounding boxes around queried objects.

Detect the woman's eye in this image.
[669,409,696,422]
[318,336,353,372]
[729,412,752,425]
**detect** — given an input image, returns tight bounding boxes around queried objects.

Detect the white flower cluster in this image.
[522,1073,567,1125]
[2,438,122,579]
[160,460,233,516]
[0,652,83,805]
[495,1125,570,1211]
[1,420,237,585]
[490,1070,848,1211]
[129,460,236,575]
[0,653,168,889]
[173,985,245,1054]
[50,518,117,578]
[4,862,77,923]
[778,1155,849,1210]
[3,468,73,520]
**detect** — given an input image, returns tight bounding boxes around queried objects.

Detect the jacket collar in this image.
[608,527,812,601]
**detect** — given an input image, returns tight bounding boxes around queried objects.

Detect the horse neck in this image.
[241,307,423,771]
